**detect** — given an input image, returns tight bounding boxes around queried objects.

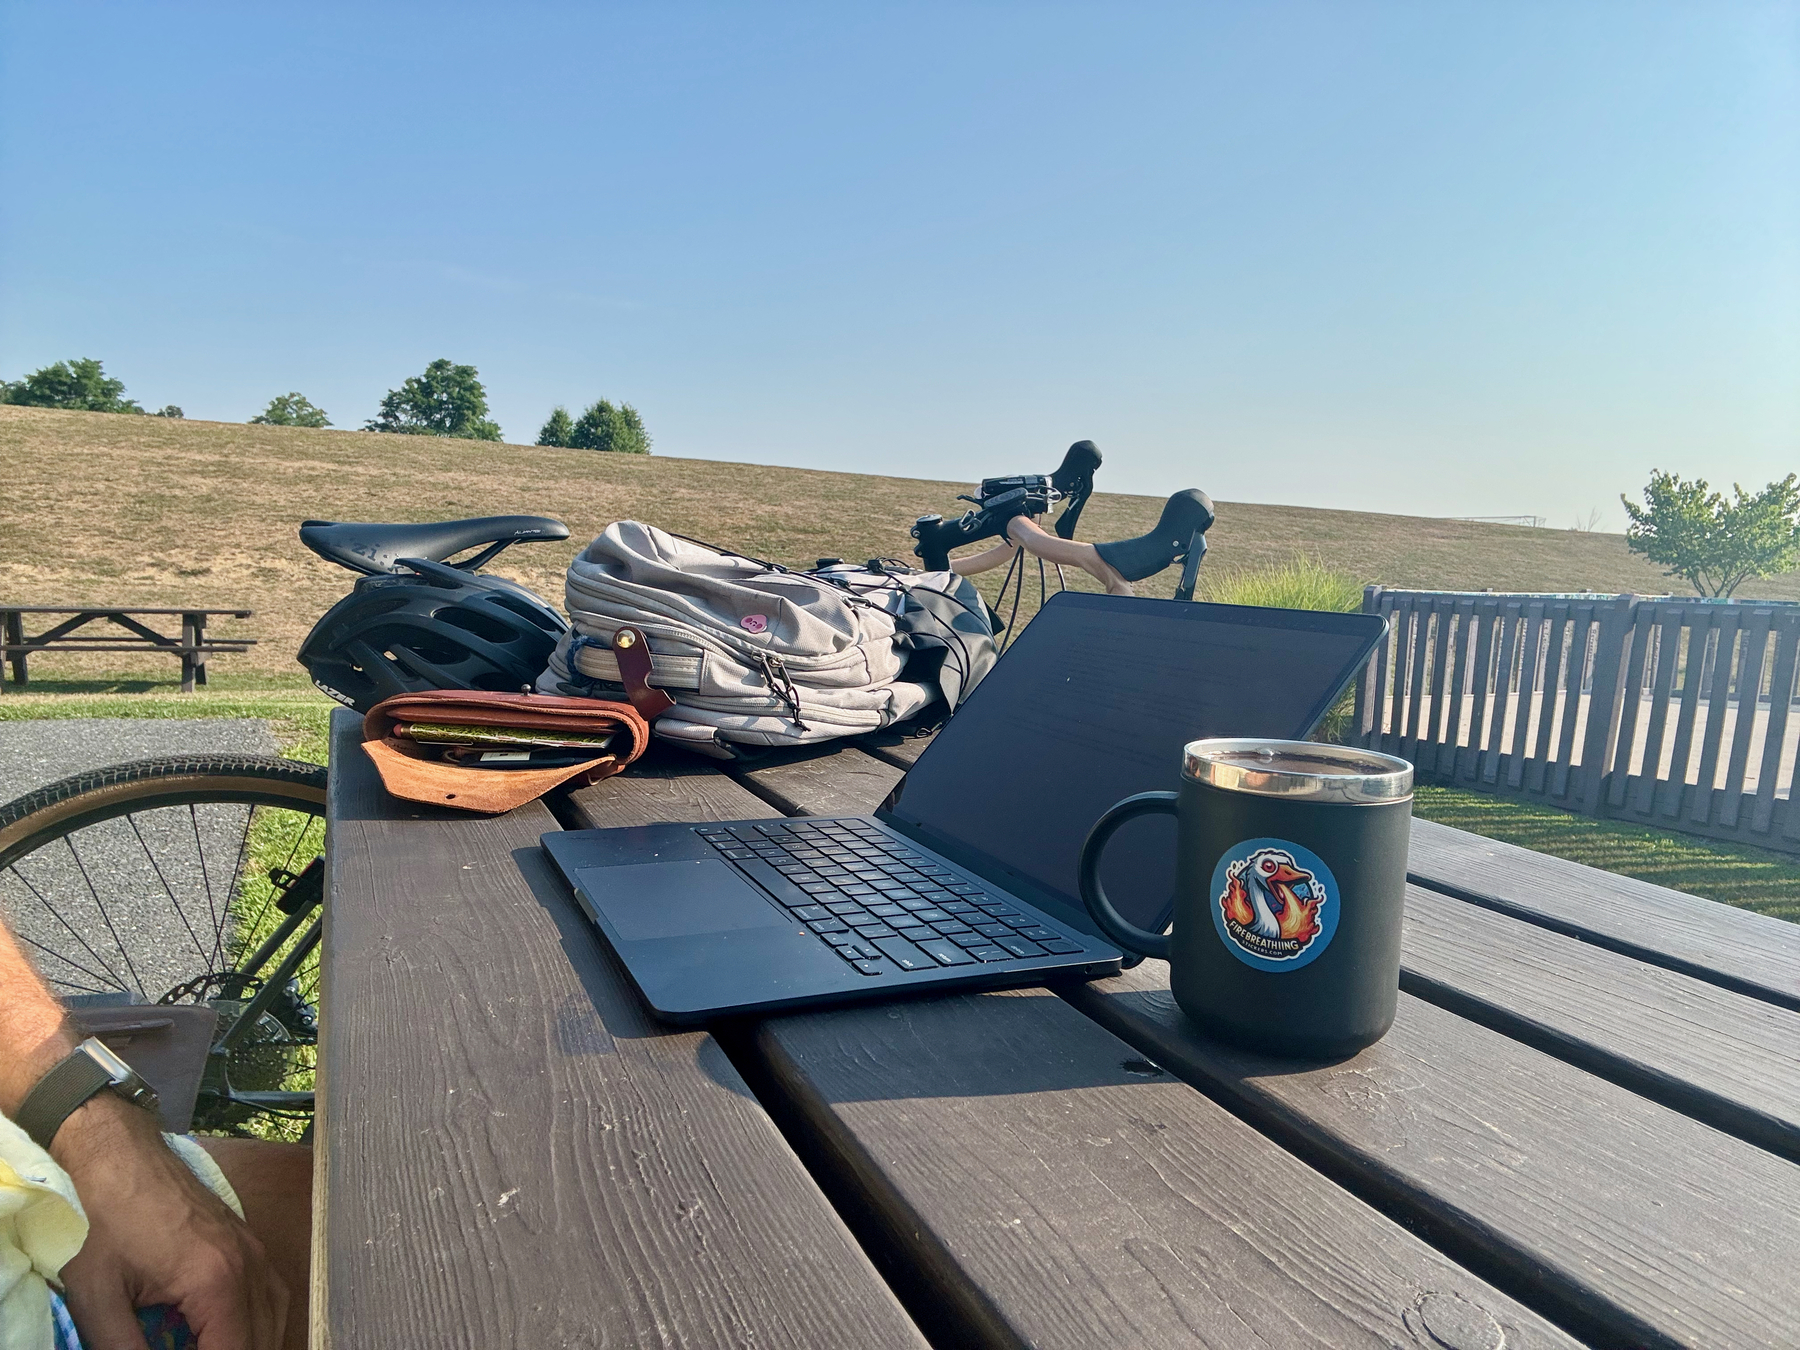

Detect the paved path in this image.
[0,718,277,803]
[0,718,282,1002]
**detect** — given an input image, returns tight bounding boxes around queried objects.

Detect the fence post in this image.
[1577,593,1637,815]
[1355,586,1383,744]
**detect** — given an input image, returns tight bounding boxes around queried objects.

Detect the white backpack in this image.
[536,521,996,755]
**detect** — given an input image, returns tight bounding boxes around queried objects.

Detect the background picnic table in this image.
[319,709,1800,1349]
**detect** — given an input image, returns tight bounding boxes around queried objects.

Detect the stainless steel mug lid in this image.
[1182,738,1413,804]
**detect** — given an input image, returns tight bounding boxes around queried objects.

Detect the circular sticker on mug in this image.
[1210,838,1339,972]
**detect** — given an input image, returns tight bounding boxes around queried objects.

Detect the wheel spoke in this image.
[62,835,146,998]
[188,802,228,975]
[2,861,132,991]
[127,812,216,968]
[15,928,130,993]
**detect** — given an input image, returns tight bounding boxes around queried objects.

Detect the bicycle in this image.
[0,754,327,1136]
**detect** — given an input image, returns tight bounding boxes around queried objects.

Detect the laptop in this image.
[541,590,1387,1023]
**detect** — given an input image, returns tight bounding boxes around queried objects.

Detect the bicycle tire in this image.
[0,755,328,1136]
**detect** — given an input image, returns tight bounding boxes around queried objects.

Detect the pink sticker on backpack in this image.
[741,614,768,634]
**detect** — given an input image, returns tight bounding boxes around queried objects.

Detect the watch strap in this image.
[15,1044,115,1151]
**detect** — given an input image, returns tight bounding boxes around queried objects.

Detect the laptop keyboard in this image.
[695,819,1088,977]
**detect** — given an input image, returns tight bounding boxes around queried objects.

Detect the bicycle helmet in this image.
[298,557,568,712]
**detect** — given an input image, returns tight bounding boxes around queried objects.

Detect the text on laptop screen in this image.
[889,592,1385,934]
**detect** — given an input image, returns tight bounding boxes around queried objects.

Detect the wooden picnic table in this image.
[0,605,256,691]
[316,708,1800,1349]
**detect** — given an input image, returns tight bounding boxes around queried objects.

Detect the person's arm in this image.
[1003,515,1133,595]
[948,536,1022,578]
[0,922,288,1350]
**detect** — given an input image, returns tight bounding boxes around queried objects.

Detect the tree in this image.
[536,406,574,447]
[0,358,143,413]
[1621,470,1800,598]
[154,405,184,419]
[365,359,501,440]
[569,398,651,455]
[251,392,331,427]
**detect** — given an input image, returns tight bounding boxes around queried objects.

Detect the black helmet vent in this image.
[297,566,568,713]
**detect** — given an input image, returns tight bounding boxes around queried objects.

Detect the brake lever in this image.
[1171,530,1207,602]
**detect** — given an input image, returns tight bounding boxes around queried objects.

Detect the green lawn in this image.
[1414,785,1800,923]
[0,677,334,766]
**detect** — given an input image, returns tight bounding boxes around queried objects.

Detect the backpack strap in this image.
[610,626,677,719]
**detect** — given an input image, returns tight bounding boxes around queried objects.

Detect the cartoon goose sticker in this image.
[1220,846,1326,961]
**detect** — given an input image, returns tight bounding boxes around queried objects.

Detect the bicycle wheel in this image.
[0,755,327,1137]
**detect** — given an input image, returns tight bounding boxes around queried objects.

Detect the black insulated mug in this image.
[1079,739,1413,1059]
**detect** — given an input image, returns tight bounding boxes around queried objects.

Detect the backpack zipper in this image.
[757,651,810,731]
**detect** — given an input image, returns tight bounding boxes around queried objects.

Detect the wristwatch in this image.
[15,1038,161,1150]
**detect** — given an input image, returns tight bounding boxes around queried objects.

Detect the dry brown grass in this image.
[5,405,1790,680]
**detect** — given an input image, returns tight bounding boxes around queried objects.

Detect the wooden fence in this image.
[1353,588,1800,855]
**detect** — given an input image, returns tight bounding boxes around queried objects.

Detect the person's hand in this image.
[52,1093,289,1350]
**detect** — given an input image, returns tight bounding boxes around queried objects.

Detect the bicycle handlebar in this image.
[911,441,1104,570]
[914,459,1215,596]
[1092,488,1214,585]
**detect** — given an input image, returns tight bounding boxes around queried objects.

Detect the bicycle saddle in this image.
[299,515,571,576]
[1093,489,1216,583]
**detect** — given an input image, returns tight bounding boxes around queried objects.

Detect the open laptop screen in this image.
[885,591,1387,936]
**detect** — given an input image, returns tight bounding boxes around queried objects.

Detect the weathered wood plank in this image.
[1507,605,1545,789]
[1402,602,1433,763]
[1528,611,1568,794]
[1658,616,1709,817]
[1548,619,1575,798]
[1430,601,1468,777]
[1573,596,1633,812]
[562,741,773,827]
[743,987,1579,1350]
[1484,604,1524,784]
[1627,610,1683,815]
[1367,593,1395,752]
[1400,883,1800,1159]
[1612,608,1648,810]
[1423,599,1455,771]
[1354,586,1380,744]
[1690,610,1742,824]
[1063,967,1800,1350]
[1407,816,1800,1011]
[1719,608,1773,827]
[321,711,926,1350]
[1458,601,1497,781]
[728,743,905,817]
[1604,607,1652,809]
[1751,615,1799,833]
[1550,608,1590,800]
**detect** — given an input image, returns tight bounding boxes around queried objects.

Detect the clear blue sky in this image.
[2,3,1794,529]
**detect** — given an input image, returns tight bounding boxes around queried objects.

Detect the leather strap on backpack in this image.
[612,626,676,719]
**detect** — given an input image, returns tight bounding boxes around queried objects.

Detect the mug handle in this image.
[1078,791,1178,960]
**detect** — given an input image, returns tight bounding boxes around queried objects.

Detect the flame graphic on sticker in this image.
[1220,848,1324,959]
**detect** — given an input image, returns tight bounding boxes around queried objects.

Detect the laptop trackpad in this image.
[578,860,791,941]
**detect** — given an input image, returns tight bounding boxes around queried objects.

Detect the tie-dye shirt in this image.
[49,1294,196,1350]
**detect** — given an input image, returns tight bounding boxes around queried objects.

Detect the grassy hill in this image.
[4,405,1790,681]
